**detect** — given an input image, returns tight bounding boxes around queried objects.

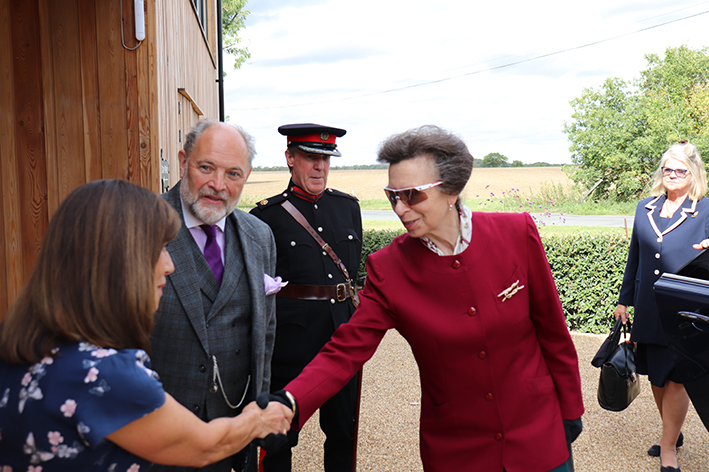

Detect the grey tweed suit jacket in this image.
[151,182,276,423]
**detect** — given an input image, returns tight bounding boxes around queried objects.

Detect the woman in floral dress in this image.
[0,179,292,471]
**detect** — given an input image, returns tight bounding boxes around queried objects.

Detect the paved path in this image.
[362,210,634,228]
[292,331,709,471]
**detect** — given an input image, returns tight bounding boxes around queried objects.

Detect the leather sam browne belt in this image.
[279,200,359,307]
[277,280,357,303]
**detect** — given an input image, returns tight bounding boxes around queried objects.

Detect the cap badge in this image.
[320,132,329,141]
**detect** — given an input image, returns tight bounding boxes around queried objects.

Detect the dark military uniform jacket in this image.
[250,181,362,380]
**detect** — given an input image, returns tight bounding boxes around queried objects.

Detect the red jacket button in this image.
[485,393,494,401]
[478,351,487,359]
[452,260,461,269]
[467,307,477,316]
[494,432,503,441]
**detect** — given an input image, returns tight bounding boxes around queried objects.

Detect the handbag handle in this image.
[620,322,637,381]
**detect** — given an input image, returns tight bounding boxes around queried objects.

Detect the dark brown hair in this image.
[0,179,180,364]
[377,125,474,208]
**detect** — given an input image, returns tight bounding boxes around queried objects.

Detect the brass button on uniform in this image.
[654,269,660,275]
[655,253,661,259]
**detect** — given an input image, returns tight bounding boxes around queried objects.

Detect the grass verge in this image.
[362,220,630,236]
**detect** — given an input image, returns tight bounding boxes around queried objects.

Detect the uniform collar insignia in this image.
[290,182,323,203]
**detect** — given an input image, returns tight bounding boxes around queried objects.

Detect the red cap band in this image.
[287,132,337,144]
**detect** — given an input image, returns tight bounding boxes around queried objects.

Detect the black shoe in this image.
[660,466,680,472]
[648,432,684,457]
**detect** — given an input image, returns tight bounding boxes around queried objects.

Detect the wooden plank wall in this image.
[155,0,219,188]
[0,0,162,316]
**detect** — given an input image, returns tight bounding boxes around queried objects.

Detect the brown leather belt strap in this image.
[277,282,356,302]
[281,200,359,306]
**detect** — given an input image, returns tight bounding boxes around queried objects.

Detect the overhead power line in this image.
[231,8,709,111]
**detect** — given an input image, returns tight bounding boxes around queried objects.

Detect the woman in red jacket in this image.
[281,125,584,472]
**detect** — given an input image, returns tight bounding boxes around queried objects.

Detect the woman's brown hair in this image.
[0,179,180,364]
[377,125,474,210]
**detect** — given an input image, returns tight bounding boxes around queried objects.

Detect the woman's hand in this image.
[243,400,293,439]
[614,304,629,324]
[107,393,294,467]
[692,238,709,250]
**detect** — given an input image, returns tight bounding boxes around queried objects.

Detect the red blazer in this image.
[286,212,584,472]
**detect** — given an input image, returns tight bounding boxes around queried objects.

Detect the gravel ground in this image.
[290,330,709,472]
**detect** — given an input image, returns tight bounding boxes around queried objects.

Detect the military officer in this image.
[250,123,362,472]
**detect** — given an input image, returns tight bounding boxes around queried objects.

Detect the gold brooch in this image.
[259,199,269,206]
[497,280,525,302]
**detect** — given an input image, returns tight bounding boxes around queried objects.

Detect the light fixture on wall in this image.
[120,0,143,50]
[135,0,145,41]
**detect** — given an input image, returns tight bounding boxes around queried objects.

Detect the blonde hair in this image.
[0,180,180,364]
[651,141,707,200]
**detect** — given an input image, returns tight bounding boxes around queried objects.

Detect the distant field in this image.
[241,167,574,204]
[239,167,630,234]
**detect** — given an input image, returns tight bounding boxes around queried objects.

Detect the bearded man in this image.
[150,121,277,472]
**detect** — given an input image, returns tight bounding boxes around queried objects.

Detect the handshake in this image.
[251,390,298,453]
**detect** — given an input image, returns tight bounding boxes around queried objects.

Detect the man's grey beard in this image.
[180,180,239,225]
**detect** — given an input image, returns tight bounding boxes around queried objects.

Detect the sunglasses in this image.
[383,181,443,207]
[661,167,690,178]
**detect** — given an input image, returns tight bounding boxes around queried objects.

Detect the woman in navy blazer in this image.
[615,141,709,472]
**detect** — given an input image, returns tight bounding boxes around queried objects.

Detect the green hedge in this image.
[543,233,629,333]
[359,229,629,334]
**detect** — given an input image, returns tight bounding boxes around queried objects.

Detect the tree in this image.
[564,46,709,201]
[564,77,653,200]
[222,0,251,69]
[481,152,509,167]
[640,46,709,149]
[511,160,524,167]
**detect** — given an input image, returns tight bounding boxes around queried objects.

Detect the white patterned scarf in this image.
[420,204,472,256]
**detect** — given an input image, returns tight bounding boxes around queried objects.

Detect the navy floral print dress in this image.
[0,342,165,471]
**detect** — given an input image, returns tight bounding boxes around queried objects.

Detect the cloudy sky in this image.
[223,0,709,168]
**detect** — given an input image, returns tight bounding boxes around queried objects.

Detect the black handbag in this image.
[591,317,641,411]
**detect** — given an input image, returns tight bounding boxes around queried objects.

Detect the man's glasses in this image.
[383,181,443,207]
[661,167,690,178]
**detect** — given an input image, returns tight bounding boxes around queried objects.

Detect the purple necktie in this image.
[200,224,224,285]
